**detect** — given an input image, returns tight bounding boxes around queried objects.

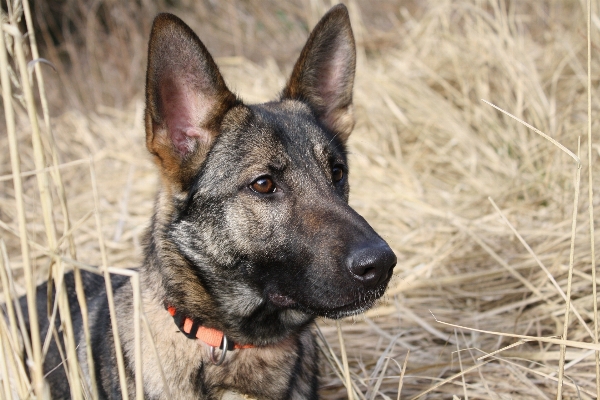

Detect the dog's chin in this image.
[268,287,385,320]
[310,298,377,319]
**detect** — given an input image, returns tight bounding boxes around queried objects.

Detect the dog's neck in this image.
[165,304,255,350]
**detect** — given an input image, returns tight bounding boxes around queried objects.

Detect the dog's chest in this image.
[220,390,256,400]
[140,343,294,400]
[205,340,303,399]
[136,315,309,399]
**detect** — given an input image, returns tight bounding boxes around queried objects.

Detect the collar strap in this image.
[167,305,254,350]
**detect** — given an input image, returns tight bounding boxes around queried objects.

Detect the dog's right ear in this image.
[145,13,239,191]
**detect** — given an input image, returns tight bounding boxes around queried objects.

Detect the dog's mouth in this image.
[267,286,386,319]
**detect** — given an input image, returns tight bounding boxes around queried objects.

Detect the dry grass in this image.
[1,0,599,398]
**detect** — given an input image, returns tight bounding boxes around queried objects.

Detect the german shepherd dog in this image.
[23,4,396,399]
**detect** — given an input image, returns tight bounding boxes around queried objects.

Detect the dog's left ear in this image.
[282,4,356,143]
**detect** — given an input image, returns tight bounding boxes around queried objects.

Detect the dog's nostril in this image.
[351,265,376,279]
[348,244,396,287]
[363,266,376,275]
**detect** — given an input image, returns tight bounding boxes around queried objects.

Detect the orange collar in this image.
[167,305,254,350]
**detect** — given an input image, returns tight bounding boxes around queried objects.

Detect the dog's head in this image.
[145,5,396,345]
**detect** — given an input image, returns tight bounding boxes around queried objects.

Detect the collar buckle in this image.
[209,335,229,365]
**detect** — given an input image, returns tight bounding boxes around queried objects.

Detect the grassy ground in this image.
[1,0,599,398]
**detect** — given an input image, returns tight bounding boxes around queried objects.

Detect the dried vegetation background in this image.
[1,0,600,398]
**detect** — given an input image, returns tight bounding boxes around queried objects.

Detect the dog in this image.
[22,4,396,399]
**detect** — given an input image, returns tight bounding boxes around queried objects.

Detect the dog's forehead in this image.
[248,100,337,158]
[202,99,345,185]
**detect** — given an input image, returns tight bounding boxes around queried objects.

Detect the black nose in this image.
[347,242,396,287]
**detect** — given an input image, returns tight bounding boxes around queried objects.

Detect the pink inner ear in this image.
[318,39,352,111]
[160,77,213,156]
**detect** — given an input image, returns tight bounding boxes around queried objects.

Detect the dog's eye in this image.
[332,166,344,183]
[250,177,276,194]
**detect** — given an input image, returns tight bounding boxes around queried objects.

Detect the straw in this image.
[1,1,599,398]
[556,140,581,400]
[397,350,409,400]
[585,0,599,397]
[337,321,355,400]
[0,15,44,398]
[89,158,130,400]
[11,13,84,397]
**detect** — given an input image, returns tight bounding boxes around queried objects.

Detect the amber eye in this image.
[250,177,276,194]
[332,166,344,183]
